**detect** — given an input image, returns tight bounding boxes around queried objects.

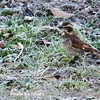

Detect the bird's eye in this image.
[66,27,73,32]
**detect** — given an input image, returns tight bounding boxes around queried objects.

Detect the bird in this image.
[58,22,100,57]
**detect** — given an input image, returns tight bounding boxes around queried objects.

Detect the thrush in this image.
[58,22,100,57]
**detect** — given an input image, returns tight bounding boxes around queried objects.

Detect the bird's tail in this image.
[82,44,100,54]
[92,48,100,54]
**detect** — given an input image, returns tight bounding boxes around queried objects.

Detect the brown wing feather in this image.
[70,34,85,49]
[71,35,100,53]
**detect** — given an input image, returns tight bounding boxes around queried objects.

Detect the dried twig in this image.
[14,42,24,61]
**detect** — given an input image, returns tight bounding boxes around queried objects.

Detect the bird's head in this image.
[58,22,73,36]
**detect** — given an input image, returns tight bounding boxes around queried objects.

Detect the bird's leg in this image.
[68,56,80,65]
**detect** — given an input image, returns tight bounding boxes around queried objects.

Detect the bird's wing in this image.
[71,35,100,53]
[70,34,85,49]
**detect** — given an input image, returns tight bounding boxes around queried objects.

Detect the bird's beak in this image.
[57,22,63,29]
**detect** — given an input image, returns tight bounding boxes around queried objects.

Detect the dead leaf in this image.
[50,7,74,18]
[0,40,4,48]
[0,29,5,33]
[35,38,51,46]
[24,16,34,21]
[0,63,9,67]
[10,44,22,49]
[3,33,10,38]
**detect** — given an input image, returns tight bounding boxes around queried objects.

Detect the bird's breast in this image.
[61,37,84,56]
